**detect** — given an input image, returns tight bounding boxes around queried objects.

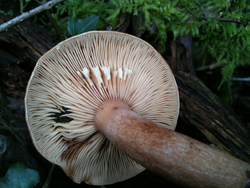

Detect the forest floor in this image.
[0,1,250,188]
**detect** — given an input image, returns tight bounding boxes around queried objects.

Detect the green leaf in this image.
[67,15,99,36]
[0,163,40,188]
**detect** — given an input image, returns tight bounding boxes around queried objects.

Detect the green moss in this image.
[107,0,202,52]
[46,0,117,36]
[41,0,250,96]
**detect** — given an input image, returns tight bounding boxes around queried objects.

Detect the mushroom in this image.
[25,31,250,187]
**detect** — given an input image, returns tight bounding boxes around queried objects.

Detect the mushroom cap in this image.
[25,31,179,185]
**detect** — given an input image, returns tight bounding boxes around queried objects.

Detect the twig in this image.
[196,62,224,71]
[0,0,65,32]
[203,17,240,23]
[42,164,56,188]
[231,77,250,81]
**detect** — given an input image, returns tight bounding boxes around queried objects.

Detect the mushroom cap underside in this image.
[25,31,179,185]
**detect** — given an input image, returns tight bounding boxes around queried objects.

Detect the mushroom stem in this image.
[95,100,250,188]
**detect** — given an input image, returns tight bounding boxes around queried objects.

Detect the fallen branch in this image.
[0,0,65,32]
[231,77,250,81]
[175,71,250,163]
[196,62,224,71]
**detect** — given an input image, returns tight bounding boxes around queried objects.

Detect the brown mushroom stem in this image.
[95,100,250,188]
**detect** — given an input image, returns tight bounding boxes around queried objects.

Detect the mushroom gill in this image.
[25,31,179,185]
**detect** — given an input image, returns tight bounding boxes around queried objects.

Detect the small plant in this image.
[67,15,99,36]
[19,0,33,13]
[40,0,117,36]
[0,0,13,16]
[0,162,40,188]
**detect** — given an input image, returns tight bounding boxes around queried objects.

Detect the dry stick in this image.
[231,77,250,81]
[95,100,250,188]
[0,0,65,32]
[196,62,224,71]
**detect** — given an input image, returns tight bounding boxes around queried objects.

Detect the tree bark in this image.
[0,15,57,68]
[165,33,196,75]
[175,72,250,164]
